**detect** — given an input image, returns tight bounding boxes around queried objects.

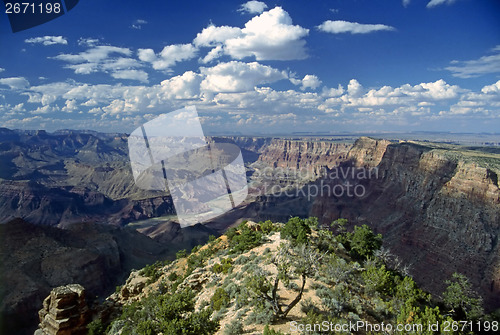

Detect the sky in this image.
[0,0,499,135]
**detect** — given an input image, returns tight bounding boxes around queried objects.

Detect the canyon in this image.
[0,128,499,333]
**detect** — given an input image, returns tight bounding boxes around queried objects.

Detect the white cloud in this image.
[402,0,411,7]
[445,46,500,78]
[194,25,242,47]
[238,1,268,14]
[111,70,149,83]
[53,45,147,80]
[159,71,203,99]
[131,19,148,30]
[322,84,345,98]
[301,76,322,91]
[55,46,132,64]
[226,7,309,60]
[317,20,395,34]
[347,79,364,97]
[446,80,500,115]
[200,61,287,93]
[62,99,78,113]
[32,105,59,114]
[197,7,309,62]
[0,77,30,89]
[0,68,5,73]
[138,44,197,71]
[291,74,322,91]
[200,45,225,64]
[78,38,99,47]
[101,57,143,71]
[25,36,68,46]
[427,0,456,8]
[13,103,25,112]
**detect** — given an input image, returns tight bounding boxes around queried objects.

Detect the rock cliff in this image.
[257,139,351,171]
[35,284,89,335]
[310,137,500,309]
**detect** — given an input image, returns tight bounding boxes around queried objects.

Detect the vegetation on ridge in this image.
[89,217,493,335]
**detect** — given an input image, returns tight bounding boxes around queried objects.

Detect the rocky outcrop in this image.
[35,284,89,335]
[346,137,392,168]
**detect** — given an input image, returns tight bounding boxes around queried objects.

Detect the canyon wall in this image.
[238,136,499,309]
[310,138,500,309]
[257,139,351,170]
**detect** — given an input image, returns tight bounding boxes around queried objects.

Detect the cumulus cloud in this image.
[238,1,268,14]
[200,61,287,93]
[226,7,309,60]
[194,25,242,47]
[427,0,456,8]
[291,74,322,90]
[196,7,309,62]
[25,36,68,46]
[159,71,203,99]
[138,44,197,71]
[0,77,30,89]
[445,46,500,78]
[317,20,395,34]
[446,80,500,115]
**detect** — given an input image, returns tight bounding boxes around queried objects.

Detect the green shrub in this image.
[280,217,311,244]
[442,272,484,320]
[228,222,264,253]
[211,287,231,311]
[118,289,218,334]
[260,220,275,234]
[212,257,233,274]
[176,249,187,259]
[168,272,178,282]
[362,262,393,296]
[87,319,106,335]
[263,325,287,335]
[136,320,156,335]
[339,224,382,260]
[223,319,244,335]
[246,305,274,325]
[140,261,164,283]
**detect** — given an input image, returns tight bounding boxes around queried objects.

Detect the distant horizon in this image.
[2,126,500,146]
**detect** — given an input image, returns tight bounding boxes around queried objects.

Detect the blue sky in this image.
[0,0,499,134]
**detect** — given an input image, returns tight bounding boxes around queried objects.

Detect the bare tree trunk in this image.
[271,276,282,314]
[281,274,306,318]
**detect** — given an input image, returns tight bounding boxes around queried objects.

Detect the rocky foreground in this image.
[36,220,494,335]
